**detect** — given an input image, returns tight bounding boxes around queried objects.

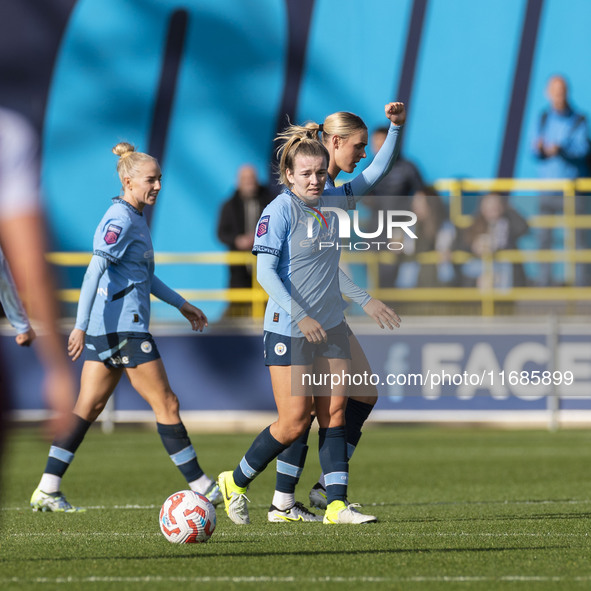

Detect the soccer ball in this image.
[159,490,216,544]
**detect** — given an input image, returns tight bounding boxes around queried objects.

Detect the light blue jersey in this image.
[85,198,155,335]
[253,188,354,338]
[253,121,403,337]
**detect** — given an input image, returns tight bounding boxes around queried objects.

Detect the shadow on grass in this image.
[396,512,591,524]
[0,544,570,563]
[376,498,588,509]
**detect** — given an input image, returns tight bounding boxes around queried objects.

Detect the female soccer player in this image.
[30,142,221,512]
[219,103,404,526]
[268,103,406,521]
[218,132,371,525]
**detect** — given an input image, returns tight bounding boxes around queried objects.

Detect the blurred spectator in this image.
[366,126,425,208]
[532,74,590,286]
[458,193,529,289]
[396,188,459,288]
[217,165,271,316]
[364,126,425,288]
[0,107,75,456]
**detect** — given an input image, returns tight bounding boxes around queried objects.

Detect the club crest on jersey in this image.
[104,224,122,245]
[256,215,270,237]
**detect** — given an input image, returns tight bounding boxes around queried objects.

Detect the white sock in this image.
[189,474,214,494]
[39,473,61,494]
[272,490,295,510]
[318,473,325,488]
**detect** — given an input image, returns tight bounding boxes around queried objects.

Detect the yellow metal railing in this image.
[48,248,591,318]
[433,177,591,288]
[47,251,269,318]
[48,178,591,317]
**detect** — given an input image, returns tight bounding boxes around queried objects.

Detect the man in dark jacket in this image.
[217,165,271,316]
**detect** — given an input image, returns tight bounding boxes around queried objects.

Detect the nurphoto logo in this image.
[306,206,418,250]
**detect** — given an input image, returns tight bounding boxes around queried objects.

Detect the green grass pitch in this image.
[2,424,591,590]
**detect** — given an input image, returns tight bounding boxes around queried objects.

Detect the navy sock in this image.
[234,426,288,488]
[44,414,92,477]
[345,399,374,453]
[318,426,348,503]
[275,418,312,493]
[157,422,204,483]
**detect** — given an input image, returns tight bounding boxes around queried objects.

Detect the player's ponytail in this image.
[112,142,135,159]
[275,121,322,145]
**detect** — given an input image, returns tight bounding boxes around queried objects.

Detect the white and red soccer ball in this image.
[159,490,216,544]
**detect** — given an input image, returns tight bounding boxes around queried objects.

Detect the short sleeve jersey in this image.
[253,188,354,338]
[86,198,154,335]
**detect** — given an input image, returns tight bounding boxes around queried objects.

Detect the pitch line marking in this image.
[5,531,590,539]
[4,498,591,512]
[3,575,591,584]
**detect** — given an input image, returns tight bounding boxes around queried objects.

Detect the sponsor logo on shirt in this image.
[256,215,270,237]
[104,224,122,245]
[273,312,280,323]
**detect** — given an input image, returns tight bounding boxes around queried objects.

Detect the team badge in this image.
[256,215,270,237]
[274,342,287,356]
[141,341,153,353]
[104,224,122,245]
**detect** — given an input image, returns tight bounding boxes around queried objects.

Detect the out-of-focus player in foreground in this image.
[0,107,75,471]
[0,243,36,347]
[30,142,221,512]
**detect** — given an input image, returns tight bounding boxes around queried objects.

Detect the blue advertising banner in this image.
[3,320,590,421]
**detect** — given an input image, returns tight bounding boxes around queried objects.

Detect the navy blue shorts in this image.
[264,322,351,366]
[84,332,160,368]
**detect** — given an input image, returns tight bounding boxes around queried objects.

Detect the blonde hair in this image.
[320,111,367,144]
[112,142,159,184]
[275,124,329,187]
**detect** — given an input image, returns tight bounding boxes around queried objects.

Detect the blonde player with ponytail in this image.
[269,103,406,520]
[218,103,405,526]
